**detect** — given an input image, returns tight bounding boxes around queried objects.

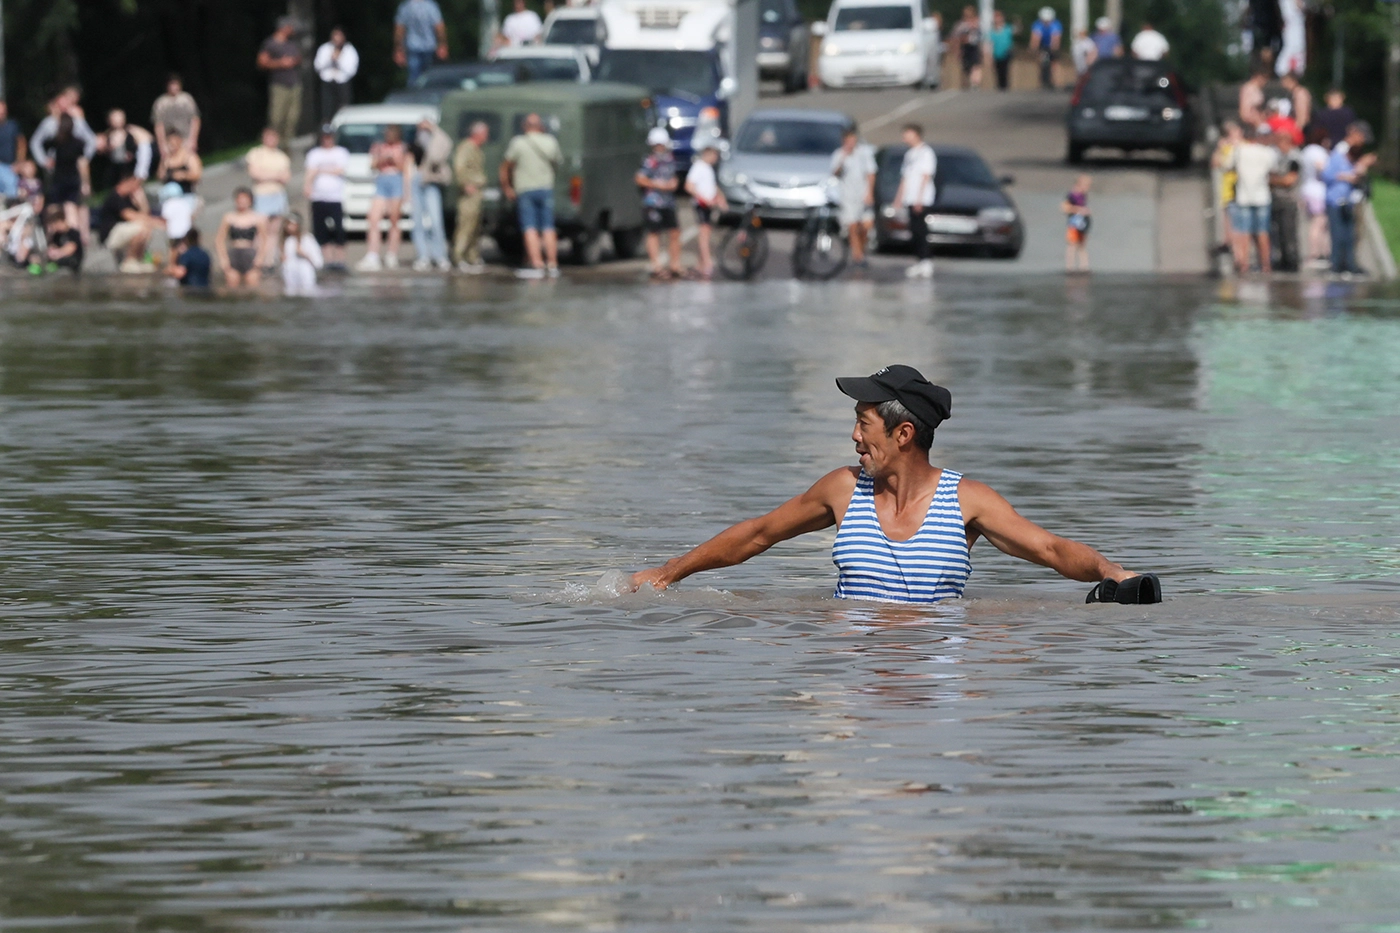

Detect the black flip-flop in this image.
[1086,573,1162,605]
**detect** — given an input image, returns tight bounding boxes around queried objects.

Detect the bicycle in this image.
[791,200,849,281]
[718,204,769,280]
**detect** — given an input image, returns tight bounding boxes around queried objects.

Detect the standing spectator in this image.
[159,130,203,194]
[500,0,544,48]
[1279,72,1311,130]
[46,115,91,241]
[1062,173,1091,272]
[951,6,983,90]
[315,27,359,121]
[1321,121,1376,276]
[452,120,490,273]
[410,115,454,271]
[98,110,154,188]
[0,100,27,197]
[1268,130,1301,273]
[215,188,269,287]
[1070,27,1097,76]
[637,127,681,280]
[893,123,935,279]
[499,113,562,279]
[1211,120,1243,251]
[685,142,727,279]
[280,213,323,296]
[167,230,212,288]
[1224,125,1279,274]
[246,127,291,243]
[257,18,303,149]
[1091,17,1122,60]
[394,0,449,86]
[1265,98,1302,147]
[1029,8,1063,90]
[151,74,201,157]
[31,92,98,180]
[1129,21,1169,61]
[358,125,411,271]
[304,126,350,271]
[1299,125,1331,267]
[829,128,875,269]
[988,11,1015,92]
[1313,90,1356,153]
[1238,70,1269,131]
[96,173,163,273]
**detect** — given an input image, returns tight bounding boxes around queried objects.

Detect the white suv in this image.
[818,0,940,89]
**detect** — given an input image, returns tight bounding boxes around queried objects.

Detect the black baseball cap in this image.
[836,365,952,430]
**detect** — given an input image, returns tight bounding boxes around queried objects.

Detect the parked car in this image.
[437,82,653,264]
[1067,58,1193,166]
[759,0,812,93]
[490,45,593,83]
[717,109,854,222]
[873,144,1023,258]
[384,62,519,105]
[542,6,605,65]
[329,103,439,232]
[818,0,940,89]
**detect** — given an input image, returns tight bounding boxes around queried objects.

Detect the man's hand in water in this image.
[629,567,673,592]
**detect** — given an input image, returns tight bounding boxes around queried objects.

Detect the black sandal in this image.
[1086,573,1162,605]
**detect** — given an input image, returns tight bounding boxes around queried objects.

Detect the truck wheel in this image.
[612,227,644,260]
[1171,144,1192,168]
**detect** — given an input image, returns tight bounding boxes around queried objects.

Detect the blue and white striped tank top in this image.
[832,469,971,603]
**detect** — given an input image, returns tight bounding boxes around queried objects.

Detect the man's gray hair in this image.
[470,121,490,136]
[875,399,935,451]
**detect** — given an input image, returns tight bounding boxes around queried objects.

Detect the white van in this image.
[817,0,940,89]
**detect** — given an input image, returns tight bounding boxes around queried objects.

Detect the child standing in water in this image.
[1062,173,1092,272]
[280,213,323,296]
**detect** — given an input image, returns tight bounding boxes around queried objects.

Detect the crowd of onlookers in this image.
[1213,77,1375,276]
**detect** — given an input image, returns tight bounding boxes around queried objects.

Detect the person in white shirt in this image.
[1071,27,1097,75]
[683,142,727,279]
[314,28,359,121]
[499,0,543,47]
[892,123,936,279]
[1130,23,1169,61]
[281,212,324,296]
[303,126,351,270]
[830,128,876,268]
[158,180,198,243]
[1224,126,1280,273]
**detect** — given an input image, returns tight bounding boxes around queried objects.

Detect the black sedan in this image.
[874,145,1023,259]
[1066,59,1193,166]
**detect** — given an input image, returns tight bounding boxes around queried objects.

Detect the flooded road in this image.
[2,274,1399,931]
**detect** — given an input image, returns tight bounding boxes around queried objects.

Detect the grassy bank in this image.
[1369,178,1400,264]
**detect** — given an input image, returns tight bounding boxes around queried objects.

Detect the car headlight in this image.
[897,41,917,55]
[1081,107,1096,118]
[823,42,842,56]
[978,207,1017,225]
[1162,107,1182,121]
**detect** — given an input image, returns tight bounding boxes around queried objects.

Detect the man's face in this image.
[263,130,279,148]
[841,134,857,152]
[472,126,490,144]
[1326,92,1344,108]
[332,30,346,46]
[277,26,294,41]
[320,133,336,148]
[852,403,906,475]
[167,79,181,96]
[109,110,126,130]
[901,129,920,148]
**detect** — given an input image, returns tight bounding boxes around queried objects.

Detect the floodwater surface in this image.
[2,274,1399,931]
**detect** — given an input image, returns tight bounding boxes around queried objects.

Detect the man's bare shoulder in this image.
[952,474,1011,521]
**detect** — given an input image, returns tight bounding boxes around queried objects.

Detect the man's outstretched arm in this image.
[961,478,1134,583]
[631,468,857,591]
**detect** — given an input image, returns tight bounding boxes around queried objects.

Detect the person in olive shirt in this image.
[452,120,490,272]
[257,18,303,151]
[499,112,562,279]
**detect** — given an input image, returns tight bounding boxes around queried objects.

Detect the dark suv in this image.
[1066,59,1192,166]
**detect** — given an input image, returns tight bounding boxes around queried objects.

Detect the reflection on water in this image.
[1,276,1399,931]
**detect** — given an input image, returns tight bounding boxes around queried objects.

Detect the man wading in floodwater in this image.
[631,366,1158,604]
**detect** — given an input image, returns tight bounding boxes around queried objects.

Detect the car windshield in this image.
[760,0,784,24]
[501,56,581,81]
[1083,63,1176,101]
[937,153,998,188]
[335,124,418,155]
[736,119,848,155]
[595,50,716,98]
[546,18,598,44]
[833,5,913,31]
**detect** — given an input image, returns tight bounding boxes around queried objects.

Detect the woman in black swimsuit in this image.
[160,130,202,194]
[47,115,91,238]
[215,187,267,288]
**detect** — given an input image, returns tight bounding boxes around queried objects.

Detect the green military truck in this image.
[439,82,654,264]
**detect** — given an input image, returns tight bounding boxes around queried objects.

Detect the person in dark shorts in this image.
[684,142,727,279]
[636,127,681,280]
[215,187,268,288]
[304,126,350,270]
[42,204,83,274]
[46,114,91,237]
[951,6,983,90]
[168,229,211,287]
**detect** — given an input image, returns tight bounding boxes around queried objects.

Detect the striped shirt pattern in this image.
[832,469,971,603]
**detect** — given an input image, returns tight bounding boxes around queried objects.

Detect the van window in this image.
[595,50,717,98]
[833,5,914,31]
[545,18,599,45]
[335,123,419,154]
[454,112,504,142]
[504,57,582,82]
